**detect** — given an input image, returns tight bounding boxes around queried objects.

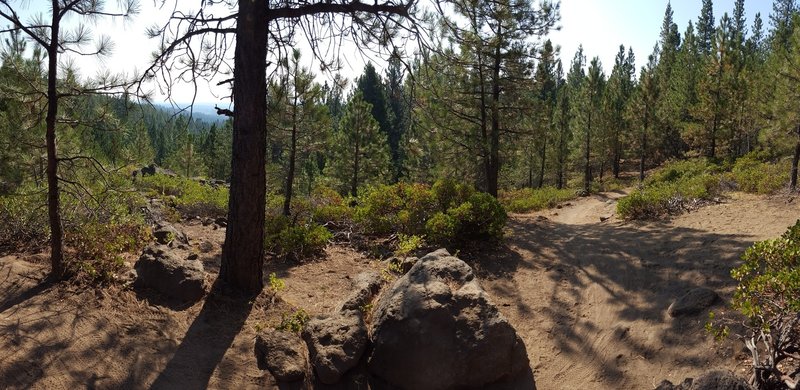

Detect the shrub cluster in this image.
[355,179,507,245]
[617,159,722,220]
[138,174,228,217]
[728,153,789,195]
[499,186,576,213]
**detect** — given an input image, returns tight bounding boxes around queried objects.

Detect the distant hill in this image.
[156,102,230,125]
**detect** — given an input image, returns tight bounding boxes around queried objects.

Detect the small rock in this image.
[254,330,307,382]
[600,215,610,222]
[215,217,228,227]
[668,287,720,317]
[302,310,368,385]
[198,241,214,253]
[153,223,189,245]
[187,253,199,260]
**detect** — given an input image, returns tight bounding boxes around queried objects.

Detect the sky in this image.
[11,0,776,105]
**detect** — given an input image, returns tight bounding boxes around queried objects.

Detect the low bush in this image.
[138,174,228,217]
[0,189,48,250]
[729,153,789,195]
[708,220,800,389]
[618,159,722,220]
[65,219,150,283]
[499,186,576,213]
[425,192,507,243]
[355,182,438,235]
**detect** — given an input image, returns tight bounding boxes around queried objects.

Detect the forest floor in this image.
[1,190,799,389]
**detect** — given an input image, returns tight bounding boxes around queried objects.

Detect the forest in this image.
[1,0,800,389]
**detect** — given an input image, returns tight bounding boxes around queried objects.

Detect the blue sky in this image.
[551,0,773,71]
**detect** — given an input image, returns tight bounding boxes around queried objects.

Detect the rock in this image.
[368,248,530,389]
[691,370,750,390]
[302,310,368,385]
[153,223,189,245]
[339,271,383,311]
[668,287,720,317]
[254,330,307,382]
[134,245,205,302]
[654,378,694,390]
[214,217,228,227]
[198,241,214,253]
[187,253,198,260]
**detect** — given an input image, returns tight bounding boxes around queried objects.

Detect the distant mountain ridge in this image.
[156,102,230,125]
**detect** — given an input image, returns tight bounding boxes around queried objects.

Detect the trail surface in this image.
[477,191,800,389]
[1,191,798,389]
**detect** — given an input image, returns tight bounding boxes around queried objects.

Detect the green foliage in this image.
[268,272,286,294]
[65,220,149,283]
[264,204,332,261]
[395,234,423,257]
[725,220,800,388]
[425,192,507,244]
[355,182,437,235]
[309,186,352,226]
[138,173,228,217]
[499,186,576,213]
[729,153,789,194]
[0,189,48,250]
[618,159,722,220]
[277,309,310,333]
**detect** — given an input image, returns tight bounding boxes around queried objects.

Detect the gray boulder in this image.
[383,256,419,274]
[655,378,694,390]
[691,370,751,390]
[254,330,308,382]
[668,287,720,317]
[153,223,189,245]
[302,310,368,385]
[134,245,205,302]
[339,271,383,312]
[368,248,530,390]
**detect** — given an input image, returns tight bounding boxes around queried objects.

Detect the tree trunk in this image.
[791,127,800,192]
[584,109,592,194]
[557,123,565,189]
[537,142,546,188]
[488,27,502,198]
[283,89,299,217]
[46,3,64,278]
[220,0,269,295]
[640,106,648,183]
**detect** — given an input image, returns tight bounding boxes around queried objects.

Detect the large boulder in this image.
[668,287,720,317]
[691,370,751,390]
[302,310,368,385]
[134,245,205,302]
[254,330,308,382]
[368,249,530,389]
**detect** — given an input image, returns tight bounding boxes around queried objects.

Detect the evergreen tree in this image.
[326,92,391,197]
[698,0,716,55]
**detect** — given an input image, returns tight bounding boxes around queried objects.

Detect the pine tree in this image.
[326,92,391,197]
[698,0,716,55]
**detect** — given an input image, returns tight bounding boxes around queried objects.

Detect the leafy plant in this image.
[277,309,310,333]
[500,186,576,213]
[395,234,423,257]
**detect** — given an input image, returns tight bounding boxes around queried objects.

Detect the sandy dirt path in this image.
[478,191,800,389]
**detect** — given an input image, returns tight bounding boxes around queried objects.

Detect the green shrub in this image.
[432,178,474,210]
[139,174,228,217]
[65,219,150,283]
[396,234,424,257]
[426,192,507,243]
[0,189,48,249]
[729,154,789,194]
[722,220,800,389]
[309,186,352,226]
[264,212,331,261]
[618,159,723,220]
[355,182,438,235]
[500,186,576,213]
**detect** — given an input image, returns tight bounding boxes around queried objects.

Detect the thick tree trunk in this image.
[557,125,565,189]
[220,0,269,295]
[46,6,64,278]
[791,128,800,192]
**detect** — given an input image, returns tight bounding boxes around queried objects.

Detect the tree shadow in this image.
[145,280,253,390]
[466,214,762,387]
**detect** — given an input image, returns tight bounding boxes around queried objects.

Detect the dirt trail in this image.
[478,191,800,389]
[1,191,799,389]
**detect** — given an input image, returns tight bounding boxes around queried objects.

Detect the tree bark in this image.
[640,103,648,183]
[791,127,800,192]
[283,84,299,217]
[537,142,546,188]
[46,1,65,278]
[220,0,269,295]
[488,25,502,198]
[584,107,592,194]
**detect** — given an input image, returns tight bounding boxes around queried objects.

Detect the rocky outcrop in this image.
[133,245,205,302]
[368,248,530,389]
[254,330,308,383]
[691,370,751,390]
[302,310,368,385]
[152,222,189,246]
[668,287,720,317]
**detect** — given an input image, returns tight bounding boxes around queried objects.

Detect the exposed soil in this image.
[1,191,799,389]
